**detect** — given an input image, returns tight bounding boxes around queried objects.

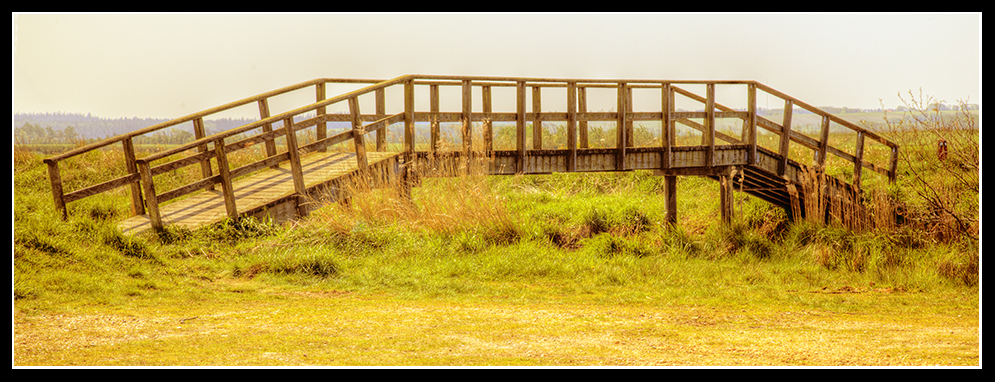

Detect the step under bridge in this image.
[41,75,900,235]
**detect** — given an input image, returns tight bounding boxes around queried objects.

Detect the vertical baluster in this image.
[516,81,526,173]
[404,79,415,163]
[430,84,440,153]
[661,83,672,170]
[44,159,67,220]
[578,86,589,148]
[462,79,473,156]
[532,85,542,150]
[136,159,162,230]
[482,85,493,155]
[705,83,715,168]
[283,117,307,195]
[258,99,279,169]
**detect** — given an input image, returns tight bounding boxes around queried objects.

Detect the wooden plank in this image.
[283,118,307,195]
[404,79,415,162]
[257,99,279,165]
[853,131,865,188]
[705,83,716,168]
[45,160,67,220]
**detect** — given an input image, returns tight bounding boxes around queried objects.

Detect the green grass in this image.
[12,108,980,365]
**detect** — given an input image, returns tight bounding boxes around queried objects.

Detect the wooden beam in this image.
[665,175,677,225]
[192,117,215,190]
[257,99,278,166]
[404,79,415,162]
[853,131,865,188]
[705,83,716,168]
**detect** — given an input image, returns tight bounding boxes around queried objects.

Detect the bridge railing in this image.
[43,75,900,226]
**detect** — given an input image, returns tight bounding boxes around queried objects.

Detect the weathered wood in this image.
[375,88,386,151]
[661,84,673,170]
[348,98,369,173]
[192,117,215,190]
[430,84,440,153]
[316,82,327,152]
[566,81,577,172]
[404,79,415,162]
[121,136,144,216]
[578,86,589,148]
[45,160,67,220]
[283,118,307,196]
[616,83,627,171]
[853,131,865,188]
[664,175,677,225]
[746,83,758,165]
[482,85,493,154]
[257,99,279,166]
[213,138,238,220]
[516,81,527,173]
[532,86,542,149]
[463,79,473,155]
[777,99,793,176]
[705,84,716,168]
[817,114,831,166]
[137,159,162,230]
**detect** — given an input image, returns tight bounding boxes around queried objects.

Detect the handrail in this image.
[43,74,900,225]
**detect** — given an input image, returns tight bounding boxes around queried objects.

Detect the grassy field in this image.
[12,103,980,367]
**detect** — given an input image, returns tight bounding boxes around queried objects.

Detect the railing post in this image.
[888,145,899,184]
[213,138,238,220]
[626,86,634,148]
[817,114,830,167]
[430,84,440,154]
[121,136,145,216]
[532,85,542,150]
[316,82,327,152]
[462,79,473,156]
[661,83,672,170]
[482,85,493,155]
[404,79,415,163]
[375,88,386,152]
[192,117,215,190]
[136,159,162,230]
[777,99,793,177]
[283,117,307,195]
[853,131,865,189]
[44,159,67,220]
[566,81,577,172]
[516,80,527,174]
[258,99,279,169]
[705,83,716,168]
[349,97,370,173]
[746,83,758,165]
[578,86,589,149]
[616,82,628,171]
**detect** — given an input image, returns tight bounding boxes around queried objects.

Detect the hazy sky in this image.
[12,12,981,119]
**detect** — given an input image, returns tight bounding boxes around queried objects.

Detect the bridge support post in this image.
[719,167,736,224]
[664,175,677,226]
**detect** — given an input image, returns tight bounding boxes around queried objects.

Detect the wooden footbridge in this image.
[42,75,900,235]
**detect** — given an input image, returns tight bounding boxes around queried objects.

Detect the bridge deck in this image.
[118,151,401,235]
